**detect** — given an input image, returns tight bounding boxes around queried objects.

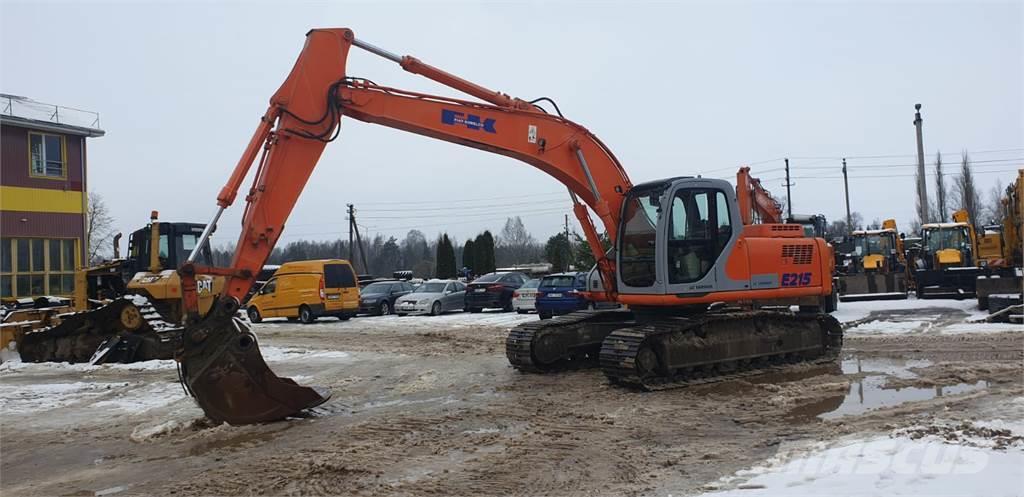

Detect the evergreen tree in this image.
[544,233,571,272]
[462,239,476,275]
[436,234,457,278]
[476,231,496,274]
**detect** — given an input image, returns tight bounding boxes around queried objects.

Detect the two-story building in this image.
[1,94,105,301]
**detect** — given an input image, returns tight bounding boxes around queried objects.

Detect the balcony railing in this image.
[1,93,101,130]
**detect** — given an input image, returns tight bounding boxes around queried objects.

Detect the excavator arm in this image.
[736,166,784,225]
[178,28,632,424]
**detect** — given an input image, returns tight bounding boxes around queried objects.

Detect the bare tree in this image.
[86,191,117,264]
[933,151,946,222]
[950,150,981,229]
[497,216,538,265]
[983,180,1005,226]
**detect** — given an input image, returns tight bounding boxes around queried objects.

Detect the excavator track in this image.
[506,309,636,373]
[600,311,843,390]
[17,296,181,363]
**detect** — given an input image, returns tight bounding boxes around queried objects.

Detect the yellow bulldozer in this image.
[838,219,909,301]
[2,212,222,364]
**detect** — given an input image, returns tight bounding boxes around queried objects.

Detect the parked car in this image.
[512,278,541,314]
[358,280,414,316]
[246,259,359,324]
[535,272,591,319]
[395,279,467,316]
[465,271,529,312]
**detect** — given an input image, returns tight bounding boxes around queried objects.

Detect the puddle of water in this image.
[787,355,988,421]
[816,377,987,420]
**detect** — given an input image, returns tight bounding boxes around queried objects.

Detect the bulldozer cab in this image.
[126,223,212,276]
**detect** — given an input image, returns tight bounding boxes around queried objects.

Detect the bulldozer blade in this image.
[179,311,330,425]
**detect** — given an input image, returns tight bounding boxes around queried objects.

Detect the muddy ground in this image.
[1,304,1021,497]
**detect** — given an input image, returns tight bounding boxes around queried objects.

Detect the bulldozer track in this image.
[505,310,635,373]
[600,311,843,390]
[17,296,181,363]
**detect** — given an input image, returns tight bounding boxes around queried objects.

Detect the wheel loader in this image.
[838,219,909,301]
[976,169,1024,310]
[11,212,222,364]
[913,210,982,299]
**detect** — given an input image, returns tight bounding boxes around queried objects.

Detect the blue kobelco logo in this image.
[441,109,496,133]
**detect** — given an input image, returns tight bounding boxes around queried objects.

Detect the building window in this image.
[29,133,66,179]
[0,238,78,299]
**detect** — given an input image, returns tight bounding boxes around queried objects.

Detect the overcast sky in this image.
[2,0,1021,251]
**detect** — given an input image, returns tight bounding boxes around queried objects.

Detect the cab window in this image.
[324,263,356,288]
[619,186,664,287]
[260,278,277,295]
[668,189,731,284]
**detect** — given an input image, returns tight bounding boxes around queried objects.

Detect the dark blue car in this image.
[535,272,591,319]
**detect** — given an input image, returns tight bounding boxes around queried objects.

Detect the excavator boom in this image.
[179,28,840,425]
[179,28,636,424]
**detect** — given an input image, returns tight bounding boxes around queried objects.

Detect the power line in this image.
[356,190,566,205]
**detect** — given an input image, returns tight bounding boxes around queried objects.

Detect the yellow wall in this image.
[0,186,84,214]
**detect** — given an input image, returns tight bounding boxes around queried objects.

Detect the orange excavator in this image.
[177,28,842,424]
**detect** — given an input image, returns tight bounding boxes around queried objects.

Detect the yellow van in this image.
[245,259,360,324]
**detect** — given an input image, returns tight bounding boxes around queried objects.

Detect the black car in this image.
[358,280,414,316]
[465,271,530,312]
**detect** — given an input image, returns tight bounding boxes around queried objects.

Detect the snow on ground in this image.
[698,431,1024,497]
[259,346,351,361]
[832,297,987,324]
[845,319,929,335]
[90,382,185,414]
[0,357,177,373]
[0,346,352,375]
[255,310,536,332]
[0,381,130,414]
[940,322,1024,334]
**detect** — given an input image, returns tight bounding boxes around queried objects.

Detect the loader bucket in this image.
[179,306,330,425]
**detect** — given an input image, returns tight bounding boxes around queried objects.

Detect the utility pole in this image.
[564,214,571,271]
[783,158,794,220]
[349,205,370,275]
[347,203,354,261]
[914,104,929,225]
[842,158,852,235]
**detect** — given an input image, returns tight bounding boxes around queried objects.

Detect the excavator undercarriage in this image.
[507,308,843,389]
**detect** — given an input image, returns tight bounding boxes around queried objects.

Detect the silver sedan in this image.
[395,279,467,316]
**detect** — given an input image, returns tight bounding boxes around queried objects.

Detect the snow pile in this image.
[0,381,130,414]
[699,432,1024,496]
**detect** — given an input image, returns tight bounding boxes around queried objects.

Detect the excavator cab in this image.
[616,177,741,299]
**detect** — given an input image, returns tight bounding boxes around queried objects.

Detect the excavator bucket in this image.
[179,308,330,424]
